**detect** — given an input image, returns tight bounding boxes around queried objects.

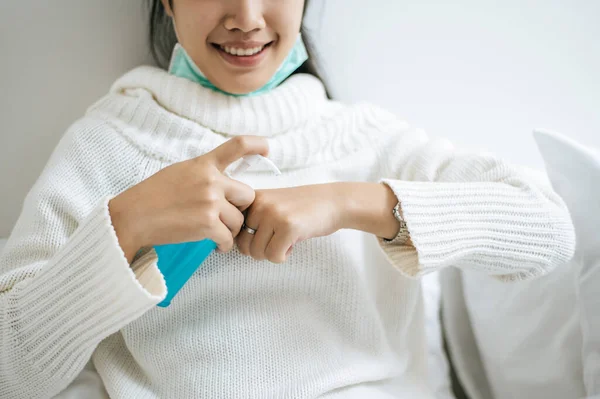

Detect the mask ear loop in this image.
[167,13,185,72]
[167,15,179,72]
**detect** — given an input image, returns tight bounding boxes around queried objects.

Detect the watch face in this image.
[392,203,403,222]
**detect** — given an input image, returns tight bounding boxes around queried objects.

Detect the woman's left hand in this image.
[236,184,346,263]
[236,182,401,263]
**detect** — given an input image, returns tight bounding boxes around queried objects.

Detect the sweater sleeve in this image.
[377,129,575,281]
[0,120,166,399]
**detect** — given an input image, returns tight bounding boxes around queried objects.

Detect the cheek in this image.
[266,5,304,60]
[173,5,218,51]
[268,1,304,37]
[177,19,210,48]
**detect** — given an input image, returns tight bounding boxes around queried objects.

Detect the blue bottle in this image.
[153,239,217,307]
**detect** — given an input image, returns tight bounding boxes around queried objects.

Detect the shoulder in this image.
[51,116,140,167]
[312,99,424,157]
[320,99,412,138]
[32,115,150,204]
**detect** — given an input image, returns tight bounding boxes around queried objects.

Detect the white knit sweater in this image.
[0,67,575,399]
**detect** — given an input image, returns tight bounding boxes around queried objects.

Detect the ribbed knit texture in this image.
[0,67,575,399]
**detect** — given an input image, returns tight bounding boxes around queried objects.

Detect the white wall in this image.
[1,0,599,237]
[309,0,600,164]
[0,1,152,237]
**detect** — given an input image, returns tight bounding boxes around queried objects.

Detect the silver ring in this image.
[242,223,257,235]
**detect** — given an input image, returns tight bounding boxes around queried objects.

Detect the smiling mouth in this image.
[211,42,274,57]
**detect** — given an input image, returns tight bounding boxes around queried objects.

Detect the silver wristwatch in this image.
[383,202,410,245]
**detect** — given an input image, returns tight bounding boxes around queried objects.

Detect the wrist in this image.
[109,194,144,263]
[335,182,400,239]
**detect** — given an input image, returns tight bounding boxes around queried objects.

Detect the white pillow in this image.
[52,361,109,399]
[461,227,584,399]
[534,129,600,397]
[457,130,599,399]
[422,272,455,399]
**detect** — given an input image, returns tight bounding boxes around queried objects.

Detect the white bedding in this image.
[423,272,456,399]
[53,362,108,399]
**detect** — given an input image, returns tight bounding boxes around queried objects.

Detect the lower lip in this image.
[214,43,271,68]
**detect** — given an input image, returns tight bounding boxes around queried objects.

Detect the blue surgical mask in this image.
[168,34,309,97]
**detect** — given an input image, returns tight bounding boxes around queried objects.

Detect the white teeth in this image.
[220,45,265,56]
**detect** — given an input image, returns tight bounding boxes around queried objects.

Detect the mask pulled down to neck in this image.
[168,34,309,97]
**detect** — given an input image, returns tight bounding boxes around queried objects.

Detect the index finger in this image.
[209,136,270,172]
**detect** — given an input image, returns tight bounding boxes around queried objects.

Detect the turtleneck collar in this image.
[109,66,328,138]
[93,66,402,173]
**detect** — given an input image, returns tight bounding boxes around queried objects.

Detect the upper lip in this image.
[215,41,272,49]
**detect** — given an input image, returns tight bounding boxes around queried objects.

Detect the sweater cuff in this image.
[377,179,574,280]
[9,196,166,368]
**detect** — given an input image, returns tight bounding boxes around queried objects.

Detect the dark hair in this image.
[147,0,322,80]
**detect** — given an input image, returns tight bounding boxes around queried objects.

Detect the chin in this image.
[220,80,269,95]
[223,86,259,95]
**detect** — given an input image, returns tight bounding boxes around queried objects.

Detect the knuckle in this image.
[236,237,249,255]
[275,256,286,264]
[219,235,234,251]
[265,248,279,263]
[250,245,265,261]
[203,190,221,205]
[201,171,219,186]
[191,156,207,167]
[234,213,245,235]
[268,252,285,264]
[203,210,220,227]
[279,214,296,231]
[252,191,264,205]
[191,159,212,177]
[247,188,256,204]
[233,136,250,151]
[256,201,275,216]
[270,203,286,218]
[238,244,249,256]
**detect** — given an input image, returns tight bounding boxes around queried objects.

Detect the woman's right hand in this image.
[109,136,269,263]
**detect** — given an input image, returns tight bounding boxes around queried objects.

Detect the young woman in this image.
[0,0,575,398]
